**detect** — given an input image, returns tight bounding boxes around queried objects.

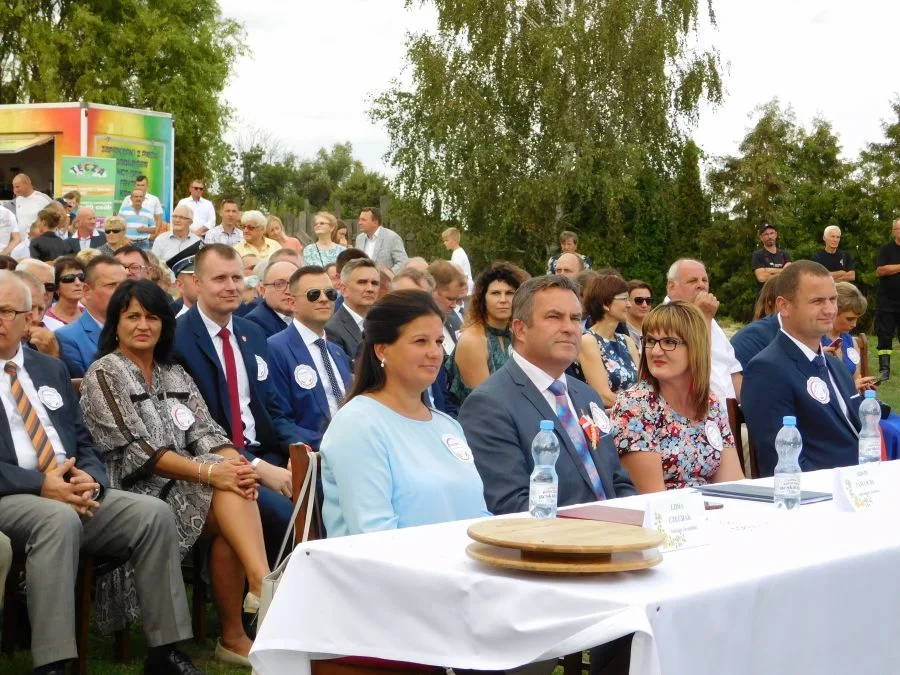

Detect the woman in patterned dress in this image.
[81,280,269,666]
[611,301,744,492]
[578,274,640,407]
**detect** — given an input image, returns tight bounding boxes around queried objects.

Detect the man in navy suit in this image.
[245,258,298,338]
[731,312,779,369]
[743,261,862,476]
[173,245,305,561]
[268,266,352,450]
[459,275,636,515]
[0,272,199,675]
[56,256,126,376]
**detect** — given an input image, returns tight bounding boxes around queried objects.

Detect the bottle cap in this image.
[539,420,554,431]
[864,390,877,399]
[782,416,796,426]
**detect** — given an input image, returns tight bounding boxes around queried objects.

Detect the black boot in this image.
[879,354,891,381]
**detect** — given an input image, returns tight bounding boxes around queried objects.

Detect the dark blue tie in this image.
[314,338,344,414]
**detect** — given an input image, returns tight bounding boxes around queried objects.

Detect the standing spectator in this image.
[63,190,80,216]
[302,212,346,267]
[151,205,201,264]
[265,215,302,252]
[625,280,653,349]
[11,172,52,235]
[118,188,155,248]
[98,216,129,256]
[333,223,349,247]
[875,218,900,380]
[28,208,73,261]
[71,206,106,252]
[546,230,592,275]
[44,257,85,331]
[553,252,584,279]
[204,199,245,246]
[234,211,282,261]
[751,223,791,289]
[119,175,163,232]
[441,227,474,295]
[176,179,217,236]
[812,225,855,282]
[325,258,380,362]
[354,207,408,274]
[0,201,21,257]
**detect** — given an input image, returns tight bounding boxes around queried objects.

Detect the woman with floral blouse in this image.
[611,301,744,492]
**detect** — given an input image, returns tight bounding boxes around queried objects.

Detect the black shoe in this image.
[33,661,69,675]
[143,647,204,675]
[879,354,891,381]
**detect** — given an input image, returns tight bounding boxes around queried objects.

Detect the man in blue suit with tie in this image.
[742,261,862,476]
[268,266,352,450]
[173,245,306,561]
[56,256,126,377]
[459,275,635,515]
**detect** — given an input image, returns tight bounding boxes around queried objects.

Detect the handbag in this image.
[258,449,318,627]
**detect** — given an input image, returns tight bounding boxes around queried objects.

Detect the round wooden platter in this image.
[466,542,663,575]
[467,517,663,555]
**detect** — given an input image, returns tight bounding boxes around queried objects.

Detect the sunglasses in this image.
[633,297,654,306]
[306,288,338,302]
[59,273,86,284]
[105,228,123,234]
[43,282,56,293]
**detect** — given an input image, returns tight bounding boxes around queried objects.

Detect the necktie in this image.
[4,363,57,473]
[813,355,852,431]
[313,338,344,414]
[218,327,245,449]
[546,380,606,500]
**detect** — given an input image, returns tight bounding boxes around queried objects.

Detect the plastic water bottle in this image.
[858,390,881,465]
[774,416,802,511]
[529,420,560,518]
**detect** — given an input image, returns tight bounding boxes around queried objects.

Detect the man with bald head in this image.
[12,173,52,235]
[402,257,429,273]
[71,206,106,251]
[151,205,201,265]
[812,225,855,283]
[554,252,584,279]
[119,188,155,248]
[246,258,300,337]
[15,270,60,359]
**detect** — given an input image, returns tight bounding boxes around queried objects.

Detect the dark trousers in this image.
[875,309,900,352]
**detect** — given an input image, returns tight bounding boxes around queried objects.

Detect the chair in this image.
[858,333,869,378]
[726,399,759,479]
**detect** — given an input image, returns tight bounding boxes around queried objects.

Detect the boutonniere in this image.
[578,411,600,451]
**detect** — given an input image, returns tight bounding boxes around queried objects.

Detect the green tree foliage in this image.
[372,0,722,278]
[0,0,244,193]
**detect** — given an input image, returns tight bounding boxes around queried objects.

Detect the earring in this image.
[380,358,386,368]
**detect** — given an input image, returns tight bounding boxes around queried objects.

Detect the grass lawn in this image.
[867,339,900,411]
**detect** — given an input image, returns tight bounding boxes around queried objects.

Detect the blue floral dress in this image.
[611,380,734,490]
[588,331,637,393]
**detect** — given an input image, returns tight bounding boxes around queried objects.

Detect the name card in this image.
[833,464,881,512]
[642,491,708,552]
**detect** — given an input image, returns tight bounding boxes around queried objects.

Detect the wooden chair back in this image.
[727,399,759,479]
[289,443,322,543]
[858,333,869,378]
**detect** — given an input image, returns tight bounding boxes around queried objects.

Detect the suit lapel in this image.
[371,232,385,265]
[329,343,353,388]
[189,309,230,415]
[232,321,258,382]
[287,326,330,419]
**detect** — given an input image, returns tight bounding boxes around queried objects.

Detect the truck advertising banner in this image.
[61,156,118,216]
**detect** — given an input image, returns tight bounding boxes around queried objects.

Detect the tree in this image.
[0,0,245,193]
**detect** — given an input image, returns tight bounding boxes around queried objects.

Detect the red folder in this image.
[558,504,644,526]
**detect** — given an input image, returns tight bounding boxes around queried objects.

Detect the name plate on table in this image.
[833,464,881,512]
[642,491,708,552]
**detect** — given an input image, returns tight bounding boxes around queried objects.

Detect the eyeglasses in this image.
[59,273,86,284]
[633,297,654,306]
[43,282,56,293]
[612,294,629,302]
[105,228,123,234]
[0,307,29,321]
[123,263,147,273]
[644,337,686,352]
[263,279,291,292]
[172,215,192,220]
[305,288,338,302]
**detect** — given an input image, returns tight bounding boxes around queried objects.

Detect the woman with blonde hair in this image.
[303,211,346,267]
[611,301,744,492]
[99,215,129,255]
[823,281,877,391]
[265,214,302,252]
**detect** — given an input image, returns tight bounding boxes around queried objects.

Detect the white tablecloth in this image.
[250,466,900,675]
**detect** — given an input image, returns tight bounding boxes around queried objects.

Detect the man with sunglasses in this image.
[246,259,299,337]
[176,179,216,236]
[268,266,352,451]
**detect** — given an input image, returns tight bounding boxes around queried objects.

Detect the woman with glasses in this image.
[43,256,85,331]
[303,212,346,267]
[625,280,653,349]
[265,215,302,252]
[578,275,639,407]
[611,301,744,492]
[98,215,129,255]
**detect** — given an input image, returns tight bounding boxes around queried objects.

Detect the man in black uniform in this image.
[751,223,791,290]
[812,225,855,283]
[876,218,900,379]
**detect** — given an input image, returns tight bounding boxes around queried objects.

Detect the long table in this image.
[250,466,900,675]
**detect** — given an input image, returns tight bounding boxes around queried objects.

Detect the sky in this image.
[219,0,900,175]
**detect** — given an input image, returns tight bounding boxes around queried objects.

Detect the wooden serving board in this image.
[466,542,663,575]
[467,517,663,554]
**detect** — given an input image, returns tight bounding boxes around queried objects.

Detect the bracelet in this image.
[197,463,204,484]
[207,464,214,484]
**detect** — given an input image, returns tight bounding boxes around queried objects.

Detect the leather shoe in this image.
[243,591,260,614]
[143,647,204,674]
[215,639,252,667]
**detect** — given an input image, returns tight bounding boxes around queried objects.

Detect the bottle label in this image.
[774,474,800,494]
[529,484,558,508]
[859,438,881,460]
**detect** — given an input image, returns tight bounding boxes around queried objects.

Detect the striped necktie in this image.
[547,379,606,500]
[4,362,57,473]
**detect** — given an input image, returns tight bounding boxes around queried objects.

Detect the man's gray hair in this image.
[340,257,377,284]
[666,258,705,282]
[0,270,32,311]
[16,258,53,276]
[240,210,268,228]
[511,275,580,327]
[256,257,298,283]
[392,268,436,292]
[823,225,841,237]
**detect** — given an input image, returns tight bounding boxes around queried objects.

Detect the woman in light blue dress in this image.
[302,211,346,267]
[321,290,491,536]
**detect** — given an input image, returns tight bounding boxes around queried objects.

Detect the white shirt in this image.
[151,231,201,262]
[511,349,580,422]
[779,326,853,425]
[0,346,67,470]
[363,227,381,257]
[10,237,30,261]
[176,304,189,318]
[121,192,163,217]
[177,196,216,232]
[14,191,52,234]
[342,304,366,332]
[197,305,258,446]
[204,224,244,246]
[0,204,16,248]
[450,247,474,295]
[293,319,346,417]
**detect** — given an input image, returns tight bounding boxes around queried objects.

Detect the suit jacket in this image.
[0,349,108,496]
[354,227,408,274]
[324,305,363,365]
[742,330,861,477]
[444,312,462,346]
[56,310,102,377]
[731,313,779,370]
[458,358,636,515]
[173,306,304,465]
[29,231,74,261]
[245,301,289,339]
[430,363,458,418]
[267,323,352,450]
